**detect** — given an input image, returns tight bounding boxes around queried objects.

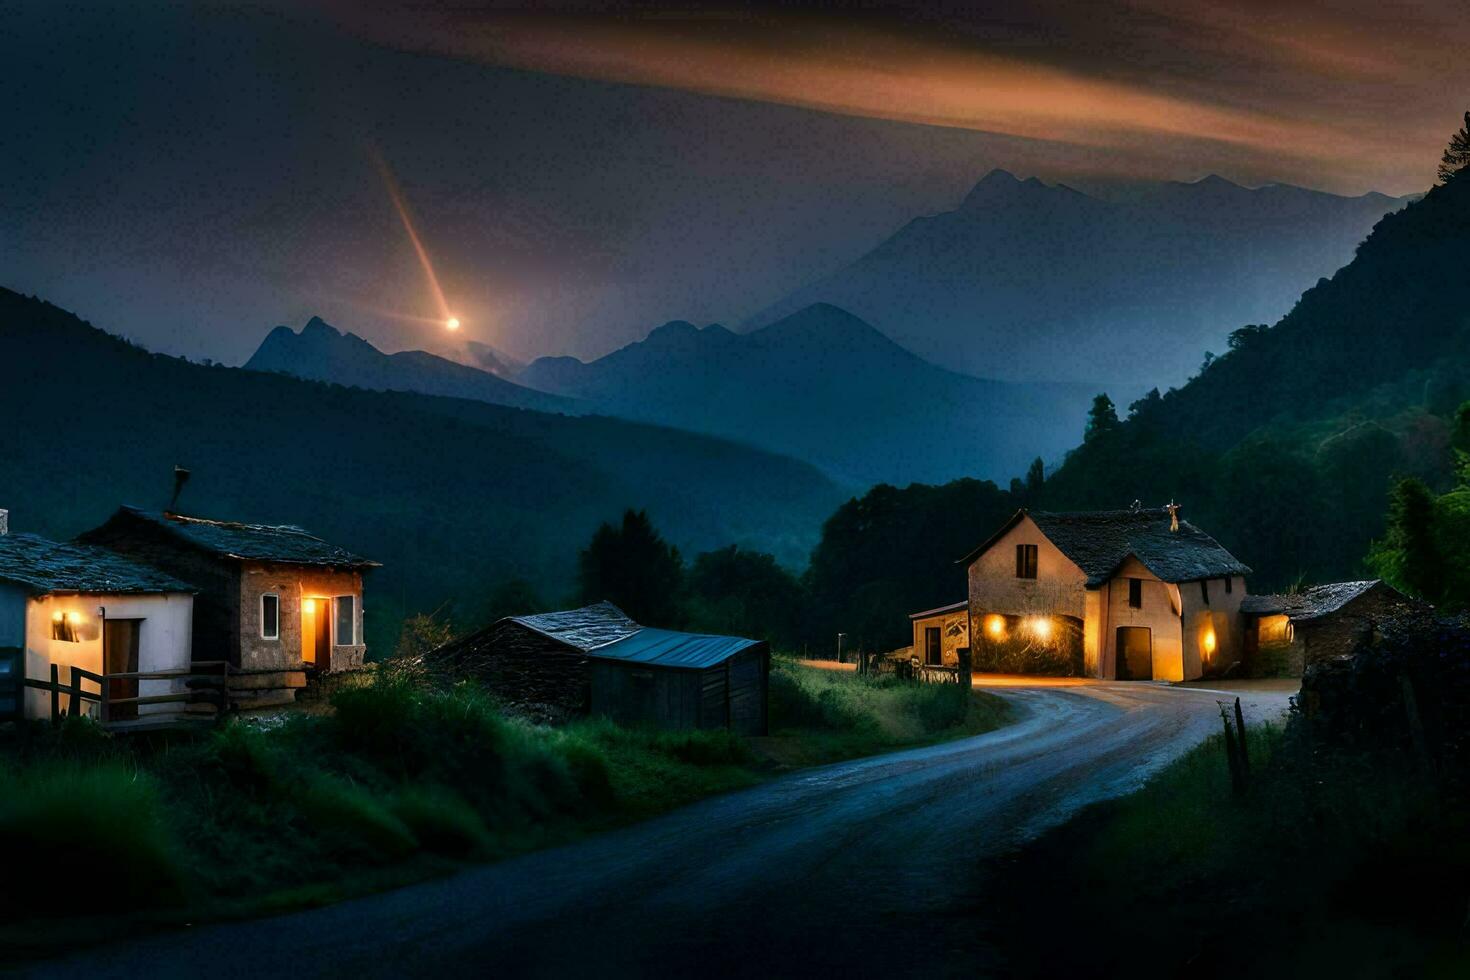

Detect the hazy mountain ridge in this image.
[753,170,1416,387]
[245,317,573,414]
[0,290,843,646]
[521,302,1112,487]
[1041,172,1470,587]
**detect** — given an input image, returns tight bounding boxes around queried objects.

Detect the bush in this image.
[0,763,186,916]
[390,785,490,857]
[298,775,418,863]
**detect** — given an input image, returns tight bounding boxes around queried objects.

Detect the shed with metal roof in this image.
[431,603,769,734]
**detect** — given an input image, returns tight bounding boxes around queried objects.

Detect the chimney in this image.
[0,509,7,536]
[168,466,192,514]
[1165,501,1181,533]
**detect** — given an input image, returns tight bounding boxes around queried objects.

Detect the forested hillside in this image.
[0,290,842,649]
[1043,174,1470,588]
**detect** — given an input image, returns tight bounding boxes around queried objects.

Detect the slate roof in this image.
[0,533,194,596]
[910,600,968,620]
[961,508,1251,587]
[589,627,762,670]
[509,602,642,651]
[111,507,379,568]
[1240,580,1398,621]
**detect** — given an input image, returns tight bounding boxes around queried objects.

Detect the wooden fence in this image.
[22,661,235,729]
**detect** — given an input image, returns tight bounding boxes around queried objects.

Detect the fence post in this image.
[958,647,972,691]
[69,671,82,720]
[100,670,110,726]
[1233,697,1250,779]
[50,664,60,726]
[1400,674,1432,778]
[1220,702,1245,797]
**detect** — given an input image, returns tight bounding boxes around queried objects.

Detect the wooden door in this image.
[924,627,942,665]
[104,619,142,720]
[1115,627,1153,680]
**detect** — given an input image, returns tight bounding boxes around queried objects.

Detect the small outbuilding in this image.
[908,601,969,667]
[0,526,195,725]
[1241,580,1424,675]
[432,601,769,735]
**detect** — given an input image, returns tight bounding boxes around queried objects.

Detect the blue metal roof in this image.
[588,627,761,670]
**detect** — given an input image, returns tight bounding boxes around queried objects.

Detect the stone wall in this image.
[238,563,365,673]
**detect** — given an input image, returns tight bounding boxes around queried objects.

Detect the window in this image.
[334,595,356,646]
[1128,578,1142,609]
[260,594,280,640]
[1225,576,1234,595]
[51,612,79,643]
[1015,544,1038,579]
[1200,580,1210,605]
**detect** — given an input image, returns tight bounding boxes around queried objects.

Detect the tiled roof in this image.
[962,507,1251,587]
[114,507,379,568]
[509,601,642,651]
[1240,580,1400,621]
[0,533,194,596]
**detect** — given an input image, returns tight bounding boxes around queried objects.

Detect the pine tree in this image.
[1025,457,1045,497]
[1083,394,1119,443]
[578,509,685,626]
[1438,111,1470,184]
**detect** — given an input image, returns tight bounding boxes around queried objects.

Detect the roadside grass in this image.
[983,721,1470,978]
[0,656,1013,959]
[758,657,1012,767]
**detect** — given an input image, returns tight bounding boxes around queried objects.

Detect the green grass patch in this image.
[0,657,1014,963]
[760,658,1011,767]
[984,721,1470,978]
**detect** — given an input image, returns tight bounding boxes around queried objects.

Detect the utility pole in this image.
[837,632,847,666]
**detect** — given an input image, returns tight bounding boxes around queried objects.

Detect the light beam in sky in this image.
[369,145,460,330]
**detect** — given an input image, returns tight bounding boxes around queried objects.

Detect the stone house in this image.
[960,506,1250,681]
[0,519,195,725]
[1240,580,1423,675]
[80,506,378,706]
[908,601,969,667]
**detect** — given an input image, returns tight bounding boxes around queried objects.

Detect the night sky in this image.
[3,1,1464,367]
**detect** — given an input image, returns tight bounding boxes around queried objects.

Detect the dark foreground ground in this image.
[26,680,1293,979]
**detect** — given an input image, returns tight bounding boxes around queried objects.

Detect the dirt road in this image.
[29,680,1295,979]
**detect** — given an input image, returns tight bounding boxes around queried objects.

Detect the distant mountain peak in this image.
[301,315,340,337]
[959,169,1066,211]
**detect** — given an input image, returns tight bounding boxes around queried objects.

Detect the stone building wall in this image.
[238,563,365,672]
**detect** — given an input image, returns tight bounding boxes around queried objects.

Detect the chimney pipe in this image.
[168,466,192,514]
[0,509,8,536]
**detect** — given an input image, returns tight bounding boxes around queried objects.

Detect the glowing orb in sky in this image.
[446,317,461,331]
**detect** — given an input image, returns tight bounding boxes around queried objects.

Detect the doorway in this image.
[1115,627,1153,681]
[924,627,942,665]
[301,598,330,671]
[104,619,142,720]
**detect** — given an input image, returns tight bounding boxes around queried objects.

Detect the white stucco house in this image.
[961,506,1251,681]
[0,516,196,725]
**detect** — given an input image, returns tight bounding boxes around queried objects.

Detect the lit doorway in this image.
[301,598,330,671]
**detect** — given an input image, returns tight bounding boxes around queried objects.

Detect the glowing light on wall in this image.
[1028,617,1052,640]
[985,615,1006,638]
[1203,627,1217,657]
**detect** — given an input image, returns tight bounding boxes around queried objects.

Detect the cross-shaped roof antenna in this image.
[1165,500,1181,532]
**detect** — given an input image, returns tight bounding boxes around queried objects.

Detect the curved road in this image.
[30,679,1294,979]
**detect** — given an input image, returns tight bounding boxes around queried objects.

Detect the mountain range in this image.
[753,170,1415,387]
[1041,171,1470,588]
[0,289,842,648]
[247,318,570,414]
[519,303,1107,487]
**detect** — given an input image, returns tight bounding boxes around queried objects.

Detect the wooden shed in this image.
[432,602,769,734]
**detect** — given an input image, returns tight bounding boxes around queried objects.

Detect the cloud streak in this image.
[322,1,1468,193]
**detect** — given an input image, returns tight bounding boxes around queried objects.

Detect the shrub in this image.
[298,775,418,863]
[390,785,490,857]
[0,763,186,916]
